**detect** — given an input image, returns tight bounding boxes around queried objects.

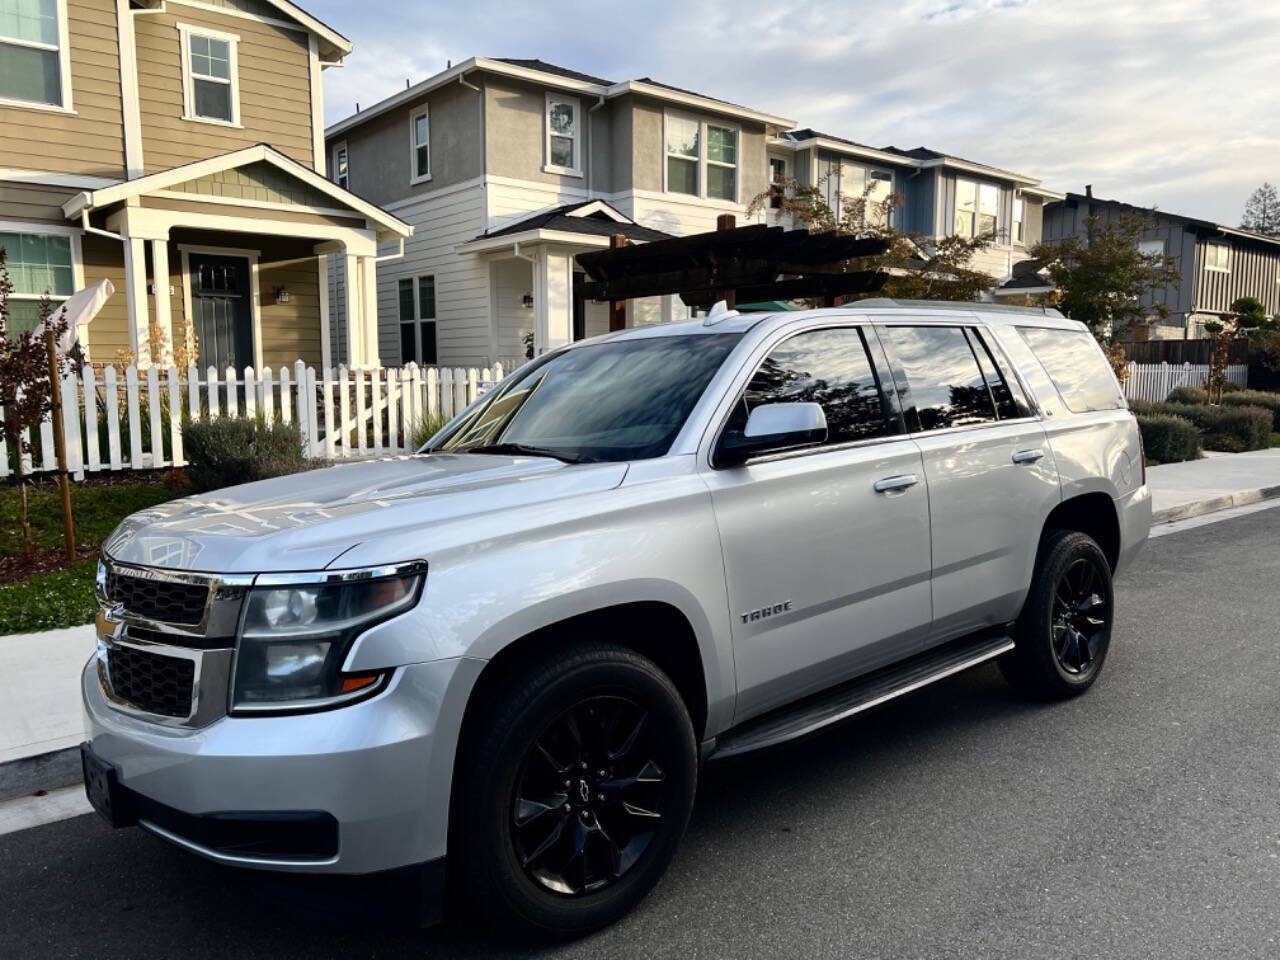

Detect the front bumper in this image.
[82,654,484,876]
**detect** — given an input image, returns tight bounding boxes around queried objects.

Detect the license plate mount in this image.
[80,743,136,828]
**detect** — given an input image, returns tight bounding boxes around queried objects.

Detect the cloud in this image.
[310,0,1280,224]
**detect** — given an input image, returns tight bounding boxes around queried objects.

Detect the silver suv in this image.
[82,300,1150,937]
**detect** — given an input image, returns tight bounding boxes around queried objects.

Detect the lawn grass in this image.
[0,479,181,634]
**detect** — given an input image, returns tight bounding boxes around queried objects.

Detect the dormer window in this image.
[544,95,581,176]
[0,0,71,111]
[179,23,240,125]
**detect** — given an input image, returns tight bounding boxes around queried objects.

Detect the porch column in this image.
[344,252,362,367]
[150,239,172,366]
[533,249,572,354]
[317,254,332,372]
[360,255,380,368]
[123,236,151,367]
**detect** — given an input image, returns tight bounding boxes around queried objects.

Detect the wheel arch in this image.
[1041,491,1121,571]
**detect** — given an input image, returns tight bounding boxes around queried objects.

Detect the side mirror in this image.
[717,402,827,466]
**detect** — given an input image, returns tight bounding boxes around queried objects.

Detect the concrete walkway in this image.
[2,448,1278,796]
[1148,448,1280,523]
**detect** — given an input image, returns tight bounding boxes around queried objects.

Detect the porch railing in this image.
[0,360,520,481]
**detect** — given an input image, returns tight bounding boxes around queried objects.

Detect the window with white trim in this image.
[1012,197,1025,244]
[1204,242,1230,272]
[815,154,893,227]
[665,114,700,196]
[1138,239,1165,258]
[410,108,430,182]
[706,124,737,202]
[545,95,580,175]
[0,0,68,108]
[179,24,239,124]
[399,275,437,364]
[333,142,349,189]
[955,179,999,238]
[0,230,74,335]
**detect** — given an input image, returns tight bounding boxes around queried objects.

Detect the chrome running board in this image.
[711,633,1014,760]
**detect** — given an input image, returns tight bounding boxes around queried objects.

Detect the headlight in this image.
[231,562,426,714]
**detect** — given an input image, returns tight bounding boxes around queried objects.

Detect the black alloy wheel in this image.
[1051,556,1109,675]
[512,695,666,896]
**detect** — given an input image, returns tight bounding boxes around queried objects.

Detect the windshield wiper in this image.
[461,442,586,464]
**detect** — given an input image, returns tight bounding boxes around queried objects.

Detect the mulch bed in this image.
[0,547,98,584]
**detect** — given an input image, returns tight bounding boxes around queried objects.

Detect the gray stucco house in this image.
[324,57,1061,367]
[1028,187,1280,339]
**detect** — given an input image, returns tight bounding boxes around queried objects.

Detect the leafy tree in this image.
[746,169,997,303]
[1241,183,1280,236]
[0,247,71,553]
[1029,213,1181,341]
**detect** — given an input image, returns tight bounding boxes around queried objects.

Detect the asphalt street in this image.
[4,508,1279,959]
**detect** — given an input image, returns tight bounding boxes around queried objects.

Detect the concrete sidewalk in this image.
[1148,448,1280,523]
[2,448,1279,797]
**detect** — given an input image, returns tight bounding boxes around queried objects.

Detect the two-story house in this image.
[325,58,1061,368]
[1033,188,1280,339]
[1,0,408,372]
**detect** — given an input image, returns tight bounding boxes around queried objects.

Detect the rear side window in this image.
[724,326,897,446]
[968,328,1033,420]
[1017,326,1125,413]
[881,325,997,431]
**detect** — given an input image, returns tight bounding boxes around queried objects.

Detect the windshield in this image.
[431,333,743,463]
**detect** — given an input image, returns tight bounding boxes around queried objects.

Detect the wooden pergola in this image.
[576,215,891,328]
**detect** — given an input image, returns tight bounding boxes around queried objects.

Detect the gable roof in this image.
[471,200,673,244]
[1056,191,1280,249]
[326,57,796,140]
[247,0,352,59]
[62,144,410,237]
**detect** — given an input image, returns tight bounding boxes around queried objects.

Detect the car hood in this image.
[102,453,630,574]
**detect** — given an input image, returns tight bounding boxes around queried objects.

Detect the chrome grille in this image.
[104,569,209,626]
[106,645,196,719]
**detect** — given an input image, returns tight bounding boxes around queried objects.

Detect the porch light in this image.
[522,293,534,308]
[274,286,290,304]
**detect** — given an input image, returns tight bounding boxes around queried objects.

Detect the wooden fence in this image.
[0,361,514,481]
[1123,361,1247,403]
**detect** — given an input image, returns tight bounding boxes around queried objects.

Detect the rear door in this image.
[877,322,1061,645]
[702,324,933,722]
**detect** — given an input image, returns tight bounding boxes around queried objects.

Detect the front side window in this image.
[882,325,997,431]
[1018,326,1125,413]
[0,0,66,108]
[706,124,737,202]
[546,96,579,174]
[665,115,699,196]
[411,109,430,181]
[181,25,238,124]
[434,333,743,463]
[333,143,349,189]
[1204,242,1230,272]
[0,230,74,335]
[723,326,897,448]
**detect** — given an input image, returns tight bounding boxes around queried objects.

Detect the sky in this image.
[310,0,1280,225]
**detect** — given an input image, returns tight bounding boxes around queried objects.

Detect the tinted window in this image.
[883,325,997,431]
[1018,326,1125,413]
[968,328,1033,419]
[723,327,895,446]
[436,333,741,463]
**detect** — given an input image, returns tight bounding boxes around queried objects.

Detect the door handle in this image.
[1012,448,1045,464]
[874,474,919,493]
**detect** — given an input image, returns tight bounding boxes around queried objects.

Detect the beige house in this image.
[1,0,408,370]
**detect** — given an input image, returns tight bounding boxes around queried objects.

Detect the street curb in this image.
[0,746,81,803]
[1152,483,1280,524]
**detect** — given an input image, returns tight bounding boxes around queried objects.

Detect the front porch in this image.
[62,145,411,372]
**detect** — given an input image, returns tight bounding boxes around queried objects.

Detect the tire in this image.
[453,641,697,940]
[1000,529,1115,699]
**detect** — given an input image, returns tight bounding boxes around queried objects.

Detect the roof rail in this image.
[846,298,1065,319]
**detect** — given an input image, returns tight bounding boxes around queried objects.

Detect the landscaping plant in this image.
[182,416,307,493]
[1134,413,1201,464]
[1144,401,1272,452]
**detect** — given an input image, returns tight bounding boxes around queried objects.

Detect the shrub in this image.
[1221,379,1243,393]
[408,412,450,452]
[1143,402,1273,452]
[1135,413,1201,464]
[183,416,306,492]
[1166,385,1208,404]
[1221,389,1280,431]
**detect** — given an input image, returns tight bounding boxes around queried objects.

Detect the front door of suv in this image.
[877,322,1061,645]
[703,324,933,723]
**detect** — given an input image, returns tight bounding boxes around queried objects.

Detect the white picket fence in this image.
[1123,361,1248,404]
[0,361,513,481]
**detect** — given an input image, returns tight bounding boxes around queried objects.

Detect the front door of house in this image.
[189,253,253,372]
